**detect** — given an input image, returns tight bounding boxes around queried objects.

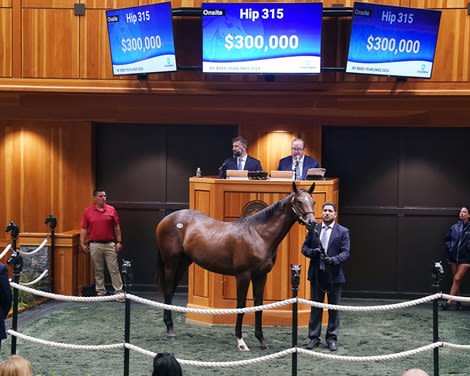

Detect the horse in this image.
[156,181,316,351]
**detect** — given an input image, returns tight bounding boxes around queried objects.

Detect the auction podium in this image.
[187,177,339,326]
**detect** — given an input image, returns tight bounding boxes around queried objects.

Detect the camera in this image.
[44,214,57,229]
[431,261,444,286]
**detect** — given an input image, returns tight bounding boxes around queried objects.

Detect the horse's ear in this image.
[308,182,315,194]
[292,181,298,193]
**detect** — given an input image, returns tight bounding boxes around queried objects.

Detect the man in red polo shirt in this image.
[80,188,123,299]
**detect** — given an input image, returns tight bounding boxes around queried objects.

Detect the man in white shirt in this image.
[277,138,319,180]
[218,136,262,178]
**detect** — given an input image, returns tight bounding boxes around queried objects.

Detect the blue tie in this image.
[237,159,242,170]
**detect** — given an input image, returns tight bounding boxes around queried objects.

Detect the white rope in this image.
[127,294,296,314]
[10,282,125,302]
[8,282,470,315]
[8,330,123,351]
[442,342,470,350]
[20,270,48,286]
[11,329,470,368]
[176,348,296,367]
[441,294,470,303]
[17,237,48,256]
[0,244,12,259]
[297,343,442,362]
[298,293,442,312]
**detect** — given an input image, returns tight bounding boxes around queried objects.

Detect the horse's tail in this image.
[155,223,165,293]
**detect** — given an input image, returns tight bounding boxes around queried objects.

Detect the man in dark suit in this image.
[218,136,262,178]
[277,138,319,180]
[0,263,12,350]
[301,202,350,351]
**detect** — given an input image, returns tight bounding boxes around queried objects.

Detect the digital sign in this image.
[106,3,176,75]
[202,3,323,74]
[346,2,441,79]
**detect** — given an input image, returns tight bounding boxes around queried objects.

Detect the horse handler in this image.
[80,188,124,301]
[301,202,350,352]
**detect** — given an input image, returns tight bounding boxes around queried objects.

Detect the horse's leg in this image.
[252,274,269,349]
[162,264,177,339]
[235,273,251,351]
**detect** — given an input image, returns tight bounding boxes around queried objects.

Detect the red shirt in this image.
[81,204,119,241]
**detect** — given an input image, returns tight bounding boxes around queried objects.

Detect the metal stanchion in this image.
[45,214,57,293]
[5,222,22,355]
[291,264,301,376]
[121,260,133,376]
[431,261,444,376]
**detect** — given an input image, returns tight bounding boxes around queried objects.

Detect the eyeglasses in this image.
[291,147,304,151]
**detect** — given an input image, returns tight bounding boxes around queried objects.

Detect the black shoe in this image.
[306,339,320,349]
[439,302,451,310]
[327,341,338,352]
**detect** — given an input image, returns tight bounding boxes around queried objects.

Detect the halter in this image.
[290,194,314,227]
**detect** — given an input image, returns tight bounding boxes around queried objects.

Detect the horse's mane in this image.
[232,194,293,228]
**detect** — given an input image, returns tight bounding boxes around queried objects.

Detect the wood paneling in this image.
[82,0,139,9]
[432,9,470,81]
[80,9,115,79]
[22,0,74,8]
[240,124,323,177]
[0,121,93,238]
[0,8,12,77]
[22,9,79,78]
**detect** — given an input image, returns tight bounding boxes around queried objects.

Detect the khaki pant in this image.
[89,242,123,295]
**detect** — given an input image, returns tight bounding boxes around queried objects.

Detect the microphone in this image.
[233,150,242,158]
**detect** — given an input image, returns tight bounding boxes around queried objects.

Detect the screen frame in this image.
[105,2,177,76]
[201,2,324,75]
[345,2,441,80]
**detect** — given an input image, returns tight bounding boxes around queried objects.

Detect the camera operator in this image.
[301,202,350,351]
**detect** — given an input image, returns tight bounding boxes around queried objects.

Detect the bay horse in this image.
[156,182,316,350]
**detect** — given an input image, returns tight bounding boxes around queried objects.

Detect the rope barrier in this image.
[20,270,48,286]
[17,237,49,256]
[0,244,12,259]
[8,329,469,368]
[6,281,470,372]
[127,294,297,314]
[298,343,442,362]
[8,330,123,351]
[9,282,470,313]
[298,294,441,311]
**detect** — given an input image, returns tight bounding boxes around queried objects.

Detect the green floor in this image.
[1,296,469,376]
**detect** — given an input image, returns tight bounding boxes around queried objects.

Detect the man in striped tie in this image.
[301,202,350,352]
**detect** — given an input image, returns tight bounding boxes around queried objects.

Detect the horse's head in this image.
[291,182,316,230]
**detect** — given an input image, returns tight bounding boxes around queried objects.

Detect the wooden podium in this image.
[187,177,339,326]
[18,231,93,296]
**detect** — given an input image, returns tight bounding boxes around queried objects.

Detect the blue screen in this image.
[346,2,441,78]
[106,3,176,75]
[202,3,323,74]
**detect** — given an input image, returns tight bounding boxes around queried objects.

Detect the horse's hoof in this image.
[166,330,176,340]
[260,342,269,350]
[237,338,250,351]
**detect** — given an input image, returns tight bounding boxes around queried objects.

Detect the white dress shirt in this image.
[320,222,335,253]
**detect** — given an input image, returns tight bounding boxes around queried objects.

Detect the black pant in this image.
[308,282,342,342]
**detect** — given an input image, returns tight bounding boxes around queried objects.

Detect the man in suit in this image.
[301,202,350,351]
[218,136,262,178]
[277,138,319,180]
[0,262,12,350]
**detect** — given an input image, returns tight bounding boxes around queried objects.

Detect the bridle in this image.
[290,192,314,228]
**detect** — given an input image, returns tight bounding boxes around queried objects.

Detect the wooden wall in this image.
[1,0,470,242]
[0,121,93,243]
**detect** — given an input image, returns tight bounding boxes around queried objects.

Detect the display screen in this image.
[106,2,176,75]
[202,3,323,74]
[346,2,441,78]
